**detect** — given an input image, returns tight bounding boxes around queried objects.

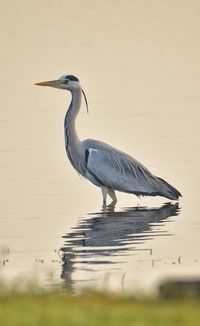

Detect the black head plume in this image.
[65,75,79,82]
[82,89,89,113]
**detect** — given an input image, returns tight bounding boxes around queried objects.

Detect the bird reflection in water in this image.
[60,203,180,289]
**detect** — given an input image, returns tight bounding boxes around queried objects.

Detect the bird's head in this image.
[35,74,80,91]
[35,74,89,112]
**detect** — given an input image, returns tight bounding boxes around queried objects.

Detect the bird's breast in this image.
[65,137,86,177]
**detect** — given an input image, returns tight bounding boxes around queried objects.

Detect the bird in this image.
[35,74,182,206]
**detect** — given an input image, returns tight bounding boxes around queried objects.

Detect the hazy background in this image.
[0,0,200,291]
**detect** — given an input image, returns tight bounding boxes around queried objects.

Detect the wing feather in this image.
[86,146,159,194]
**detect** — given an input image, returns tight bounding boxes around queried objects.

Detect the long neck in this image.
[64,87,82,142]
[64,87,85,174]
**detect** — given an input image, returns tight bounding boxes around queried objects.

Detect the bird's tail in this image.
[157,177,182,200]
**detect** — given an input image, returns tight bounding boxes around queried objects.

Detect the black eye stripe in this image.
[65,75,79,82]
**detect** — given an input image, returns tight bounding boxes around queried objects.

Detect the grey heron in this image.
[35,74,182,206]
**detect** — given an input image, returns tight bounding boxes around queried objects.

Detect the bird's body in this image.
[35,74,182,205]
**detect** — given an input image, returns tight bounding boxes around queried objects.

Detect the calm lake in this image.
[0,0,200,293]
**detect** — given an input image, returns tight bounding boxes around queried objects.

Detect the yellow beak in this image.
[34,80,64,87]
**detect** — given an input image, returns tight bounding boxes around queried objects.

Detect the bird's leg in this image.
[108,189,117,206]
[101,186,108,206]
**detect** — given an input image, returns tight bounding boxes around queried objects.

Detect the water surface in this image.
[0,0,200,293]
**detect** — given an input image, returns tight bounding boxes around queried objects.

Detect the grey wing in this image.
[85,146,160,195]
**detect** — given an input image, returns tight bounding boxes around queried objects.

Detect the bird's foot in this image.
[102,199,117,212]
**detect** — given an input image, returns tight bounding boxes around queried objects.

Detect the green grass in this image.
[0,292,199,326]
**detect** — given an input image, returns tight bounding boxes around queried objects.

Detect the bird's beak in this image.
[34,80,65,87]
